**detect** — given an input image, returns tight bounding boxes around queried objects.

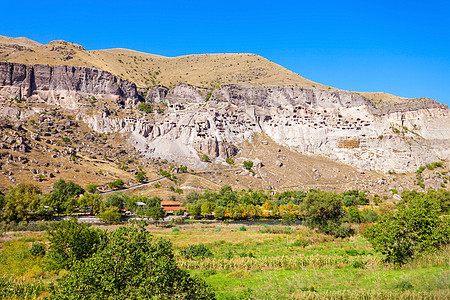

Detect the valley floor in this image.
[0,222,449,299]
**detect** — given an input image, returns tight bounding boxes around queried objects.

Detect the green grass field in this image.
[1,222,449,299]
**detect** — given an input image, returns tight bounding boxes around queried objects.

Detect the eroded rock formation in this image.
[1,61,449,172]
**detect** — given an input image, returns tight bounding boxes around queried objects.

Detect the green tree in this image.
[138,102,153,113]
[98,206,122,224]
[107,179,124,190]
[50,226,215,299]
[364,194,450,265]
[2,184,42,222]
[85,184,98,194]
[104,193,126,210]
[47,219,105,270]
[188,203,202,218]
[78,192,102,214]
[135,171,147,183]
[45,179,84,214]
[302,190,351,237]
[147,205,165,221]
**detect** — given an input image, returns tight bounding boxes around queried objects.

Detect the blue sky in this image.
[2,0,449,105]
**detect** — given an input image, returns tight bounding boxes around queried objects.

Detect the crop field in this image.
[0,221,448,299]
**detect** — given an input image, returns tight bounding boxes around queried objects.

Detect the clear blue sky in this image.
[2,0,449,105]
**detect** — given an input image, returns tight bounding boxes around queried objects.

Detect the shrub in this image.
[29,242,46,256]
[135,171,147,183]
[47,219,105,270]
[201,154,210,162]
[226,158,234,165]
[243,161,253,170]
[98,206,122,224]
[181,243,213,259]
[85,184,98,194]
[239,225,247,231]
[364,194,450,265]
[108,179,124,190]
[138,102,153,113]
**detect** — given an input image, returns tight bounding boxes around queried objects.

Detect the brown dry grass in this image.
[1,36,406,102]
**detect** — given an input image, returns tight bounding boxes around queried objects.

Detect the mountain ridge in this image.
[0,35,422,103]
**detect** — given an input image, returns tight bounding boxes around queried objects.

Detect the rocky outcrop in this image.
[145,85,168,103]
[136,83,450,171]
[1,65,448,172]
[0,62,140,108]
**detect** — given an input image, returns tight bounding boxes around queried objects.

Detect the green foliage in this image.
[147,205,165,220]
[50,226,215,299]
[181,243,213,259]
[138,102,153,113]
[47,220,105,270]
[104,193,126,210]
[46,179,84,214]
[205,91,212,101]
[364,193,450,265]
[98,206,122,224]
[0,276,45,299]
[239,225,247,231]
[341,190,369,206]
[226,158,234,165]
[84,184,98,194]
[29,242,46,256]
[1,184,43,222]
[107,179,124,189]
[243,160,253,170]
[303,190,351,237]
[78,192,102,214]
[201,154,211,162]
[188,203,202,218]
[158,168,177,181]
[176,209,185,216]
[135,171,147,183]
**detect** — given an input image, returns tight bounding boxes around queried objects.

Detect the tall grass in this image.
[178,254,380,271]
[290,289,450,300]
[0,276,46,299]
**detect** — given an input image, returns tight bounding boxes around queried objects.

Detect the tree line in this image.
[0,179,165,224]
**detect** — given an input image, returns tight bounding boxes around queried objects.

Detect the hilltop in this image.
[1,36,407,103]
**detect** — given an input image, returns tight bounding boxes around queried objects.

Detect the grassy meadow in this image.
[0,221,448,299]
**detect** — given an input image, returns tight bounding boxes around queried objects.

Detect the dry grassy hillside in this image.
[0,36,406,102]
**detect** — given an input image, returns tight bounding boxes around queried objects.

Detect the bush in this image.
[98,206,122,224]
[85,184,98,194]
[138,102,153,113]
[107,179,124,190]
[303,190,350,237]
[50,226,215,299]
[243,161,253,170]
[135,171,147,183]
[47,219,105,270]
[181,243,213,259]
[364,194,450,265]
[226,158,234,165]
[239,225,247,231]
[201,154,210,162]
[29,242,46,256]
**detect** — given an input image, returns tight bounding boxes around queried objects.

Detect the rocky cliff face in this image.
[0,62,448,172]
[0,62,140,108]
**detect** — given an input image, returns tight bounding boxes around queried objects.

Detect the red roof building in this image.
[161,200,186,213]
